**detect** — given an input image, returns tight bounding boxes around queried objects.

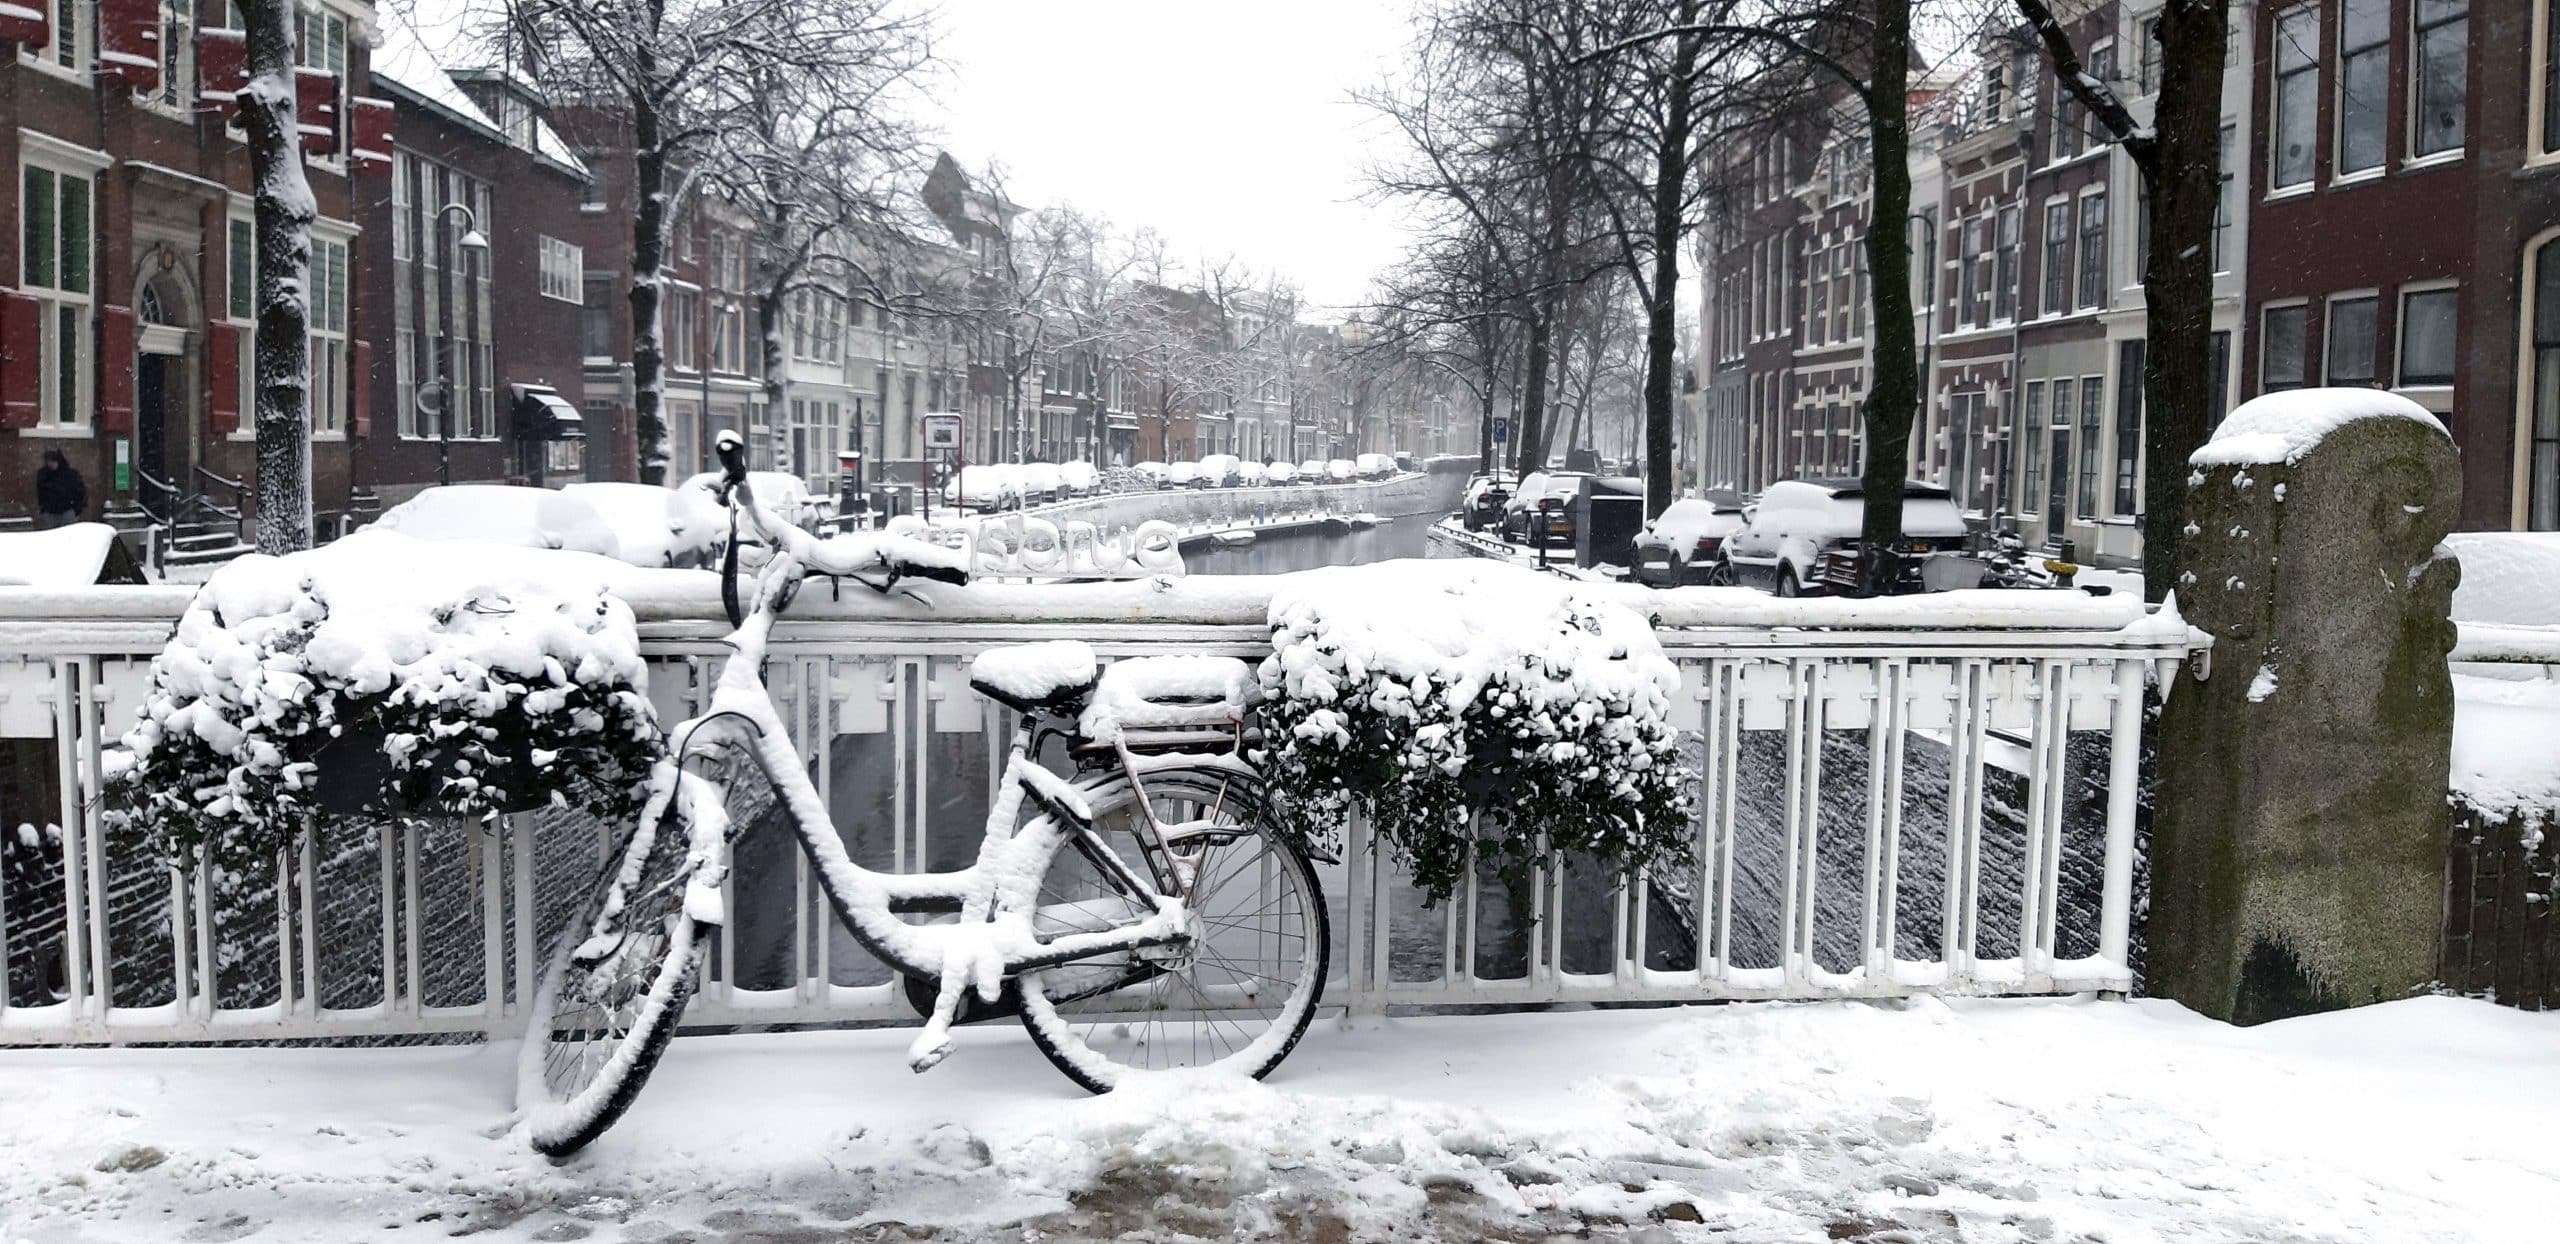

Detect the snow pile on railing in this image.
[1258,561,1692,900]
[106,531,665,868]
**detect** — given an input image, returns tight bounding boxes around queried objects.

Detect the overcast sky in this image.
[928,0,1420,317]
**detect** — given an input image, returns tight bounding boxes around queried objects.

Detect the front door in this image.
[137,355,170,488]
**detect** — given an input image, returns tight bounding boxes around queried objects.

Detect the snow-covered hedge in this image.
[1257,563,1692,901]
[107,532,665,869]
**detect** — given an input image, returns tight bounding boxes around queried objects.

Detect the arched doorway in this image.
[132,259,198,493]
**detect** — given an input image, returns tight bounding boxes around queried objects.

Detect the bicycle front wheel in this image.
[1017,765,1329,1091]
[517,795,710,1158]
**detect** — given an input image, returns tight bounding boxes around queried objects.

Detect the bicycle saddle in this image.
[969,640,1101,715]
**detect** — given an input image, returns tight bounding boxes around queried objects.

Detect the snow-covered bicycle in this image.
[516,431,1329,1157]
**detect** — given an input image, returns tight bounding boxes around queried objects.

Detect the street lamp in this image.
[430,202,489,486]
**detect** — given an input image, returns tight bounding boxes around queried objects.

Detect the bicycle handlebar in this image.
[714,430,968,626]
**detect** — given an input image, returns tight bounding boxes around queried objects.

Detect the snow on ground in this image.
[2453,673,2560,826]
[2,996,2554,1243]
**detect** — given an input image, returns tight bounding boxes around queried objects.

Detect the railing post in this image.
[2098,655,2143,989]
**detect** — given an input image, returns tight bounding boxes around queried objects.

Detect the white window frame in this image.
[2269,4,2321,194]
[297,5,348,171]
[20,0,92,82]
[2534,0,2560,165]
[2259,298,2312,392]
[139,0,196,119]
[2323,288,2382,388]
[2334,0,2390,181]
[2395,279,2460,390]
[2408,0,2468,164]
[19,134,109,436]
[308,228,353,439]
[539,236,583,303]
[226,201,256,441]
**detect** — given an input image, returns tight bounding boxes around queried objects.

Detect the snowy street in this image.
[3,995,2552,1243]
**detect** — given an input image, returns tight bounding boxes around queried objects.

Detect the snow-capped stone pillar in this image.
[2149,389,2461,1025]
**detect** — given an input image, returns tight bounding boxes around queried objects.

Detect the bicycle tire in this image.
[516,801,710,1158]
[1015,766,1329,1092]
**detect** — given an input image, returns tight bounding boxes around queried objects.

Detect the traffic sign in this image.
[1492,417,1509,443]
[922,413,963,451]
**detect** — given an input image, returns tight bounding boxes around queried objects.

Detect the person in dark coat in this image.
[36,449,86,529]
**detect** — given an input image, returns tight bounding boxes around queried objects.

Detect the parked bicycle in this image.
[517,430,1330,1157]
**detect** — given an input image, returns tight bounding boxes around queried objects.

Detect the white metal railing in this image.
[0,582,2199,1044]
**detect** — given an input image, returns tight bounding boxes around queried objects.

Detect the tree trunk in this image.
[239,0,313,553]
[1855,0,1919,595]
[629,95,671,484]
[1642,28,1701,519]
[2140,1,2231,602]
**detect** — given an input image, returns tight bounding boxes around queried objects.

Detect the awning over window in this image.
[512,385,584,441]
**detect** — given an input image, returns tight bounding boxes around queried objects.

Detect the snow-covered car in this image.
[1236,461,1269,486]
[1197,454,1242,488]
[375,485,622,561]
[1019,462,1064,505]
[1629,494,1748,587]
[1130,461,1169,489]
[1166,461,1201,488]
[684,470,822,530]
[1325,459,1357,482]
[942,464,1020,511]
[1266,461,1298,484]
[1296,459,1328,482]
[1720,478,1969,597]
[1354,452,1394,479]
[562,481,726,569]
[1461,471,1516,531]
[1058,460,1100,495]
[1501,471,1592,546]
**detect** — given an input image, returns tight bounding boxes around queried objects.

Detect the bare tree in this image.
[237,0,314,551]
[2013,0,2227,600]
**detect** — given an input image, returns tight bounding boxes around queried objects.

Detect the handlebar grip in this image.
[891,557,969,586]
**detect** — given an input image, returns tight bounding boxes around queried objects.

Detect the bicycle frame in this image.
[651,456,1240,1068]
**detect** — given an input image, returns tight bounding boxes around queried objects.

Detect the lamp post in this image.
[432,202,489,486]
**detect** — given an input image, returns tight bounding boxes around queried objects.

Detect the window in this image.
[1809,239,1831,343]
[2053,73,2083,162]
[2338,0,2389,175]
[298,6,347,158]
[583,275,615,359]
[2136,14,2164,95]
[151,0,195,113]
[712,302,746,374]
[2047,377,2076,530]
[2325,294,2378,385]
[2545,0,2560,156]
[2042,201,2071,315]
[20,159,93,428]
[669,290,699,371]
[2086,43,2116,146]
[2262,303,2309,391]
[1957,223,1980,328]
[2214,125,2236,272]
[309,234,349,435]
[2272,6,2320,189]
[2210,330,2233,421]
[2414,0,2467,156]
[2077,375,2105,519]
[393,155,493,438]
[2397,287,2456,385]
[2021,380,2047,521]
[23,0,86,75]
[228,212,254,429]
[539,236,582,303]
[2115,341,2146,515]
[1993,205,2020,322]
[2077,191,2108,310]
[2534,237,2560,529]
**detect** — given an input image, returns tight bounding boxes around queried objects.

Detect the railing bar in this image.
[1714,661,1742,982]
[478,819,505,1022]
[2099,658,2143,981]
[809,657,830,999]
[1778,660,1808,988]
[1460,836,1479,985]
[81,658,115,1016]
[1939,661,1974,977]
[2019,663,2054,983]
[1960,661,1991,974]
[378,827,397,1013]
[193,861,215,1020]
[513,812,535,1020]
[2037,663,2075,975]
[402,824,422,1016]
[1860,659,1889,981]
[299,831,319,1017]
[1343,809,1372,1006]
[274,844,294,1022]
[53,658,90,1019]
[1371,815,1392,996]
[1878,662,1909,979]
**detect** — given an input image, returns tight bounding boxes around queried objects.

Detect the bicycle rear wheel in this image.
[1016,766,1328,1091]
[517,791,710,1157]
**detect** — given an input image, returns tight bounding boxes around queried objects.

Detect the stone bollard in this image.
[2151,389,2461,1024]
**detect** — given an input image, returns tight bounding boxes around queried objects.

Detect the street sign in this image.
[1492,417,1509,443]
[415,379,447,417]
[922,413,963,451]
